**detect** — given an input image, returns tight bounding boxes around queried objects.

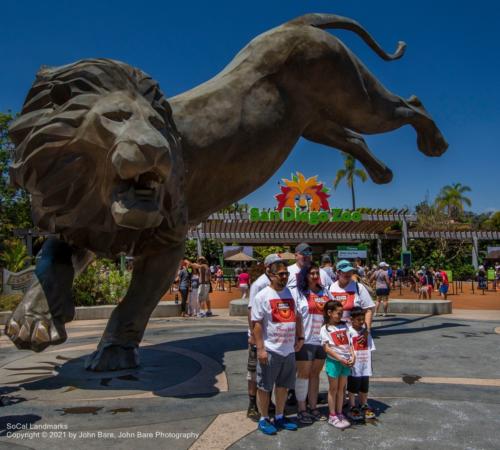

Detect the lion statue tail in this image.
[289,13,406,61]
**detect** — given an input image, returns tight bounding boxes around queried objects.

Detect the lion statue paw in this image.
[85,343,139,371]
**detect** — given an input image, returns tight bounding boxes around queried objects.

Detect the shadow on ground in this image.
[11,331,248,399]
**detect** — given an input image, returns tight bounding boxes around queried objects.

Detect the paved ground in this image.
[0,311,499,449]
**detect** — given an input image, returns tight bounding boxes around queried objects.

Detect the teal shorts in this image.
[325,357,351,378]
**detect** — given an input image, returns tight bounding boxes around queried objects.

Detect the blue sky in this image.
[1,0,498,213]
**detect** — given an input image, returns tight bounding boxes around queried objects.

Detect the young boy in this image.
[347,307,376,420]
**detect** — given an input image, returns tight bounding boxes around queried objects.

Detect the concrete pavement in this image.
[0,311,499,449]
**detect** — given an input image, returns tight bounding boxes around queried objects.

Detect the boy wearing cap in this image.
[287,243,333,290]
[329,260,374,328]
[246,254,282,421]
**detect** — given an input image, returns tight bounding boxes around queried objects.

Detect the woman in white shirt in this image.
[293,263,332,423]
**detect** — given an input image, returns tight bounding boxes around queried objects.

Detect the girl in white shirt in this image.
[320,300,355,429]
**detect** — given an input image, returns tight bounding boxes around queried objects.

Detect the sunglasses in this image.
[272,271,289,277]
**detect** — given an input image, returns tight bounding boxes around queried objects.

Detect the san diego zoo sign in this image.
[249,172,362,225]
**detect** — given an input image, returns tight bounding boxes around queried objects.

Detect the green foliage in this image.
[218,203,249,213]
[0,239,31,272]
[435,182,472,219]
[481,211,500,230]
[333,153,368,210]
[72,259,131,306]
[0,112,33,242]
[253,246,288,260]
[0,293,23,311]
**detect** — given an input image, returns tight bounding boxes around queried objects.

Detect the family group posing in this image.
[247,243,376,435]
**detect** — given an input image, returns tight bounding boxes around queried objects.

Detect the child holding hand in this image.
[347,307,376,421]
[320,300,355,429]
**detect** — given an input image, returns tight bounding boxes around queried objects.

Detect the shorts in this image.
[295,343,326,361]
[347,375,370,394]
[246,344,257,382]
[256,350,296,392]
[198,284,210,302]
[439,284,449,294]
[325,357,350,378]
[376,288,390,298]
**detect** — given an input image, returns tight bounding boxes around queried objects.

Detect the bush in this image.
[72,259,131,306]
[452,264,476,281]
[0,293,23,311]
[0,239,31,272]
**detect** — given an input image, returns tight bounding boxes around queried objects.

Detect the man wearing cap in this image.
[370,262,391,317]
[287,243,333,291]
[252,260,304,435]
[246,253,282,421]
[329,260,374,329]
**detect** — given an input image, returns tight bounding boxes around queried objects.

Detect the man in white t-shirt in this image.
[287,243,333,290]
[329,260,375,331]
[252,260,304,435]
[246,254,282,421]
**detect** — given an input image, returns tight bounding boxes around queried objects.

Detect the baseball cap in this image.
[337,259,355,272]
[295,243,312,256]
[264,254,282,266]
[379,261,389,268]
[321,254,331,264]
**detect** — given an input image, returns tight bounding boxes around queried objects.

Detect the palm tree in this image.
[333,154,368,210]
[435,183,472,218]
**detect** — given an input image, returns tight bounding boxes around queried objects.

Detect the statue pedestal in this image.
[388,299,452,315]
[229,299,249,316]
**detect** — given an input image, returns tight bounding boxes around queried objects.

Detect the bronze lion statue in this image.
[5,14,447,371]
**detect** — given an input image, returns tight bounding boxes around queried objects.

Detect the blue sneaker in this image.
[258,418,277,435]
[274,416,298,431]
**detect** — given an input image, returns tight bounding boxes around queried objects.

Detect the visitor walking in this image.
[238,268,251,300]
[370,262,391,317]
[189,268,200,317]
[176,261,190,317]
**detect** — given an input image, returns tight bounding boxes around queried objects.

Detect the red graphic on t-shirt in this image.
[329,329,349,346]
[307,292,329,315]
[331,291,355,311]
[270,298,296,323]
[352,334,368,351]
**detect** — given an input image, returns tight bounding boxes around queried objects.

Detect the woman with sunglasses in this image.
[292,263,333,423]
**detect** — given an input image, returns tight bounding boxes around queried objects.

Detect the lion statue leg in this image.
[85,241,184,371]
[4,238,94,352]
[304,121,394,184]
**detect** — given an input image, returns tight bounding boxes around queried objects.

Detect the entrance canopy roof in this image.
[188,210,416,244]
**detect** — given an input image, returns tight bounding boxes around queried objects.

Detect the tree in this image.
[481,211,500,231]
[333,153,367,210]
[0,112,33,244]
[435,183,472,219]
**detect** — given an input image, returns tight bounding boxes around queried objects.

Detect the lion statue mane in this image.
[9,59,187,256]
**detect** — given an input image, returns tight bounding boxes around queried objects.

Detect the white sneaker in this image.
[337,414,351,429]
[328,415,344,429]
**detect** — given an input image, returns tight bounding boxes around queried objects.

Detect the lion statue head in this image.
[9,59,187,254]
[275,172,330,211]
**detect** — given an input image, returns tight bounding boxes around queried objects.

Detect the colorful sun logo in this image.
[275,172,330,211]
